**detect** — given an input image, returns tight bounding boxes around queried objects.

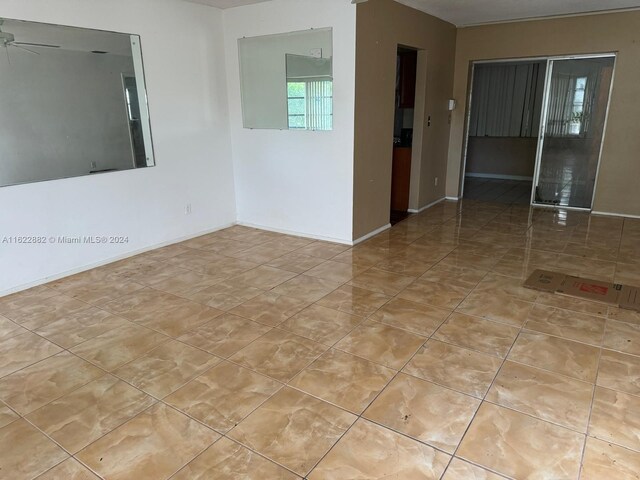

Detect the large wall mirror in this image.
[238,28,333,131]
[0,18,155,188]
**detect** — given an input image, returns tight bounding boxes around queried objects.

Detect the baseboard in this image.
[352,223,392,246]
[407,196,446,213]
[445,196,461,201]
[0,222,236,297]
[465,173,534,181]
[237,221,352,246]
[592,210,640,220]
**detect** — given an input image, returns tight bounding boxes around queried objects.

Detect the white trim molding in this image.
[465,173,534,181]
[237,222,353,246]
[408,197,446,213]
[352,223,392,246]
[592,210,640,220]
[445,196,461,201]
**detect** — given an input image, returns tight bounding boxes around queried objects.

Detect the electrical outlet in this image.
[185,204,192,215]
[434,177,439,187]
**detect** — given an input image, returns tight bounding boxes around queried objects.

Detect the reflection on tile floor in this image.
[2,198,640,479]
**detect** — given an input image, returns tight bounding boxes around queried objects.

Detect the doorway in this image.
[461,54,616,210]
[463,60,546,204]
[390,46,417,225]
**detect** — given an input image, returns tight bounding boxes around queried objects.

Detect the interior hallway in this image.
[1,199,640,479]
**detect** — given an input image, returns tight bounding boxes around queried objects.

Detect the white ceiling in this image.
[184,0,640,26]
[393,0,640,26]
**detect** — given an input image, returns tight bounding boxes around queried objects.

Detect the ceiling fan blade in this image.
[12,44,40,55]
[13,42,60,48]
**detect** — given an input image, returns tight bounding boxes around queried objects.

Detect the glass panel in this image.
[534,57,615,208]
[0,17,155,188]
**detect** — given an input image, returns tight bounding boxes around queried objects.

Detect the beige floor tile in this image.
[188,280,264,311]
[178,313,270,358]
[229,387,355,476]
[36,458,99,479]
[266,252,325,274]
[525,305,606,346]
[62,277,147,307]
[335,321,426,369]
[0,351,103,415]
[434,313,519,358]
[473,273,539,302]
[288,349,394,413]
[604,320,640,355]
[165,361,281,433]
[397,279,470,309]
[332,246,395,267]
[0,315,27,341]
[369,297,450,336]
[272,275,342,302]
[149,269,223,298]
[229,292,310,327]
[536,291,608,317]
[230,244,296,264]
[34,308,129,349]
[347,268,416,296]
[0,419,68,480]
[486,361,593,431]
[0,331,62,378]
[608,306,640,326]
[316,285,391,317]
[404,340,502,398]
[294,241,350,259]
[231,329,327,382]
[456,292,534,327]
[279,304,362,345]
[457,403,584,480]
[508,331,600,382]
[581,437,640,480]
[442,458,506,480]
[614,262,640,285]
[76,403,218,480]
[70,323,168,371]
[374,256,434,277]
[597,349,640,396]
[0,286,58,318]
[173,437,297,479]
[0,402,18,429]
[364,373,480,453]
[3,293,91,330]
[113,340,219,398]
[26,375,155,453]
[308,419,450,480]
[305,260,369,283]
[589,386,640,452]
[229,266,297,290]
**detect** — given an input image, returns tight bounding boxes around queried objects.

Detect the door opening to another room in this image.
[463,60,546,204]
[390,46,417,225]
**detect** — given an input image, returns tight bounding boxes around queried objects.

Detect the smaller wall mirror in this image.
[0,18,155,188]
[238,28,333,131]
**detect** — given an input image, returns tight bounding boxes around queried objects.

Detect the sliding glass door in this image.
[533,56,615,208]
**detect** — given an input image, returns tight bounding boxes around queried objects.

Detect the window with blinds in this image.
[469,62,546,138]
[287,79,333,131]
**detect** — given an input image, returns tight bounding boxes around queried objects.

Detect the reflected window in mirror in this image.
[0,18,155,188]
[238,28,333,131]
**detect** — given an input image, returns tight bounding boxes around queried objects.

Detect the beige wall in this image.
[446,11,640,216]
[353,0,456,239]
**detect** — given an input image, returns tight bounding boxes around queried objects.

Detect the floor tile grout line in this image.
[578,345,603,479]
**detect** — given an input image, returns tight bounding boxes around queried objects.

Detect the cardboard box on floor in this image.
[524,269,640,313]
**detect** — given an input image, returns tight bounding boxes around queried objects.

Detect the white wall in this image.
[223,0,356,243]
[0,49,135,186]
[0,0,236,294]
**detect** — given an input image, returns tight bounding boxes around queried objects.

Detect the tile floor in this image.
[2,199,640,479]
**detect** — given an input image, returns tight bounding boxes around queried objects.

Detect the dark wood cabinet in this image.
[398,51,417,108]
[391,147,412,212]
